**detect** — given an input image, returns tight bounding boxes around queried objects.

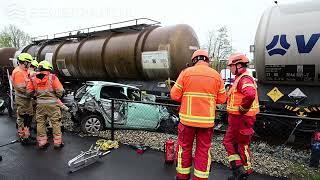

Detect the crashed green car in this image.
[71,81,178,134]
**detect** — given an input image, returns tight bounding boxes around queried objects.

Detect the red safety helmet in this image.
[191,49,209,61]
[227,53,249,66]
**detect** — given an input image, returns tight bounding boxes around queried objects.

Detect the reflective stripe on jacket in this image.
[170,61,227,128]
[227,71,259,116]
[12,66,29,98]
[27,71,64,104]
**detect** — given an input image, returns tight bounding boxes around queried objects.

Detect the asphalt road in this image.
[0,113,285,180]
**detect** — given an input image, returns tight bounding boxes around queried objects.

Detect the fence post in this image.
[111,99,115,141]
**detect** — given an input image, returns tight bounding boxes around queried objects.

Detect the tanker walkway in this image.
[0,114,284,180]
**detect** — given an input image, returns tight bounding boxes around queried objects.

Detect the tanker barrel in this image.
[23,23,199,81]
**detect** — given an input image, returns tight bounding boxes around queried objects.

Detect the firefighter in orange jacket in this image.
[171,49,227,180]
[26,60,65,149]
[12,53,36,145]
[223,53,259,180]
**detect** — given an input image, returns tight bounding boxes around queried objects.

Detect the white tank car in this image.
[253,0,320,134]
[254,0,320,86]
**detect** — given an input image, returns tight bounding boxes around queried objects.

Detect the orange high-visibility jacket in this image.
[227,71,260,116]
[171,61,227,128]
[12,66,29,98]
[26,71,64,104]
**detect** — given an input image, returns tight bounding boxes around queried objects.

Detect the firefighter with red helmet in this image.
[223,53,260,180]
[171,49,227,180]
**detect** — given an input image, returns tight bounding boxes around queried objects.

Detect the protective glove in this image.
[239,105,249,115]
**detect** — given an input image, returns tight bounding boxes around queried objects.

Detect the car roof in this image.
[86,81,140,90]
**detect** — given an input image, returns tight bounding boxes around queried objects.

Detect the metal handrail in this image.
[31,18,160,41]
[53,18,160,38]
[31,35,48,42]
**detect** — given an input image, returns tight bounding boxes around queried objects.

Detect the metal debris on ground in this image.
[124,143,147,154]
[68,144,110,172]
[0,139,19,148]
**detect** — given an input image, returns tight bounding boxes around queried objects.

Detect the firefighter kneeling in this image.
[223,53,260,180]
[171,49,227,180]
[27,60,65,149]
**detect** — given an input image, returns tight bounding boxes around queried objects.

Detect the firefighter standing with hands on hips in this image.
[171,49,227,180]
[223,53,260,180]
[27,60,65,150]
[12,53,36,145]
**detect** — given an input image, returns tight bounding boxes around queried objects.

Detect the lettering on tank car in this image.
[266,33,320,55]
[265,65,315,81]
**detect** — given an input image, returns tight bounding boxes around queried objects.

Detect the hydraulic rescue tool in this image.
[68,144,110,172]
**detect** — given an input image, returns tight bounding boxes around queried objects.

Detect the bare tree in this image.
[0,25,31,48]
[203,26,234,72]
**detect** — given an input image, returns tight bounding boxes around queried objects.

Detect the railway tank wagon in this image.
[7,19,200,95]
[253,0,320,134]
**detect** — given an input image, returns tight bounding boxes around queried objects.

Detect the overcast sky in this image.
[0,0,305,58]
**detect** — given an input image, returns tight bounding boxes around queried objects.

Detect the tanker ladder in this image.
[68,144,110,172]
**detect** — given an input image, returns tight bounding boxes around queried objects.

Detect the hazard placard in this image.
[267,87,284,102]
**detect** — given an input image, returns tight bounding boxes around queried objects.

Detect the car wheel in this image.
[81,114,104,134]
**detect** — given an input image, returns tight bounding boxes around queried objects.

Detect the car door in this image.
[100,86,128,127]
[126,102,161,129]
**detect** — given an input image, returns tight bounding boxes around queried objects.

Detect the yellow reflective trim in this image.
[177,145,182,172]
[179,118,215,124]
[242,84,256,89]
[244,145,252,170]
[174,83,183,90]
[230,88,235,106]
[210,99,214,117]
[219,88,226,93]
[228,154,241,162]
[244,165,252,171]
[227,106,239,111]
[194,169,210,178]
[176,167,191,174]
[183,92,215,98]
[187,96,192,115]
[176,145,191,175]
[207,147,212,172]
[179,113,215,121]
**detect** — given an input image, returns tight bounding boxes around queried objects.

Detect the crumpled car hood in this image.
[79,86,101,104]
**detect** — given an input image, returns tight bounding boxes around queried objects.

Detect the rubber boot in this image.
[54,142,65,150]
[22,137,37,145]
[38,143,50,150]
[173,177,189,180]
